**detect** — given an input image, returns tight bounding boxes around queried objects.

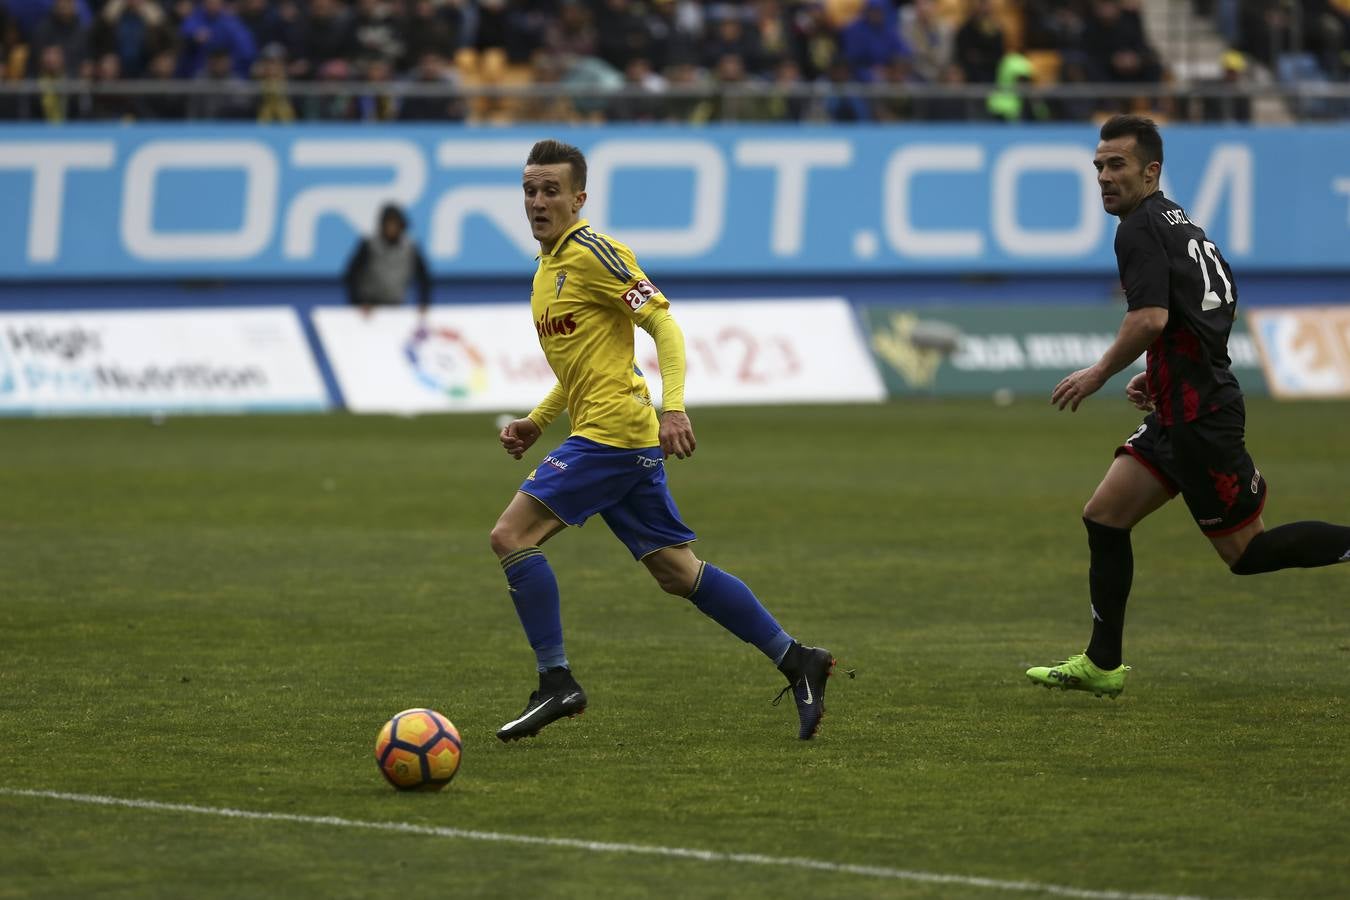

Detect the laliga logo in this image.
[403,325,488,400]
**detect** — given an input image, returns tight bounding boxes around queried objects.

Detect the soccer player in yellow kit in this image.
[490,139,837,742]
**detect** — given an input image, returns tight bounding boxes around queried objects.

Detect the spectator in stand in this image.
[750,0,798,74]
[954,0,1005,83]
[543,0,597,58]
[1238,1,1294,69]
[916,61,978,120]
[515,47,575,121]
[401,0,461,74]
[820,57,872,121]
[1082,0,1160,83]
[350,0,403,67]
[692,52,776,122]
[901,0,955,83]
[27,44,77,120]
[255,43,296,122]
[1024,0,1087,53]
[594,0,655,74]
[237,0,305,68]
[500,0,555,64]
[10,0,92,46]
[1052,54,1098,120]
[353,57,399,120]
[2,9,20,110]
[871,55,918,120]
[28,0,90,77]
[188,46,254,118]
[343,204,432,318]
[399,52,467,121]
[304,57,356,119]
[659,57,705,121]
[790,2,840,81]
[839,0,908,82]
[237,0,277,55]
[91,0,176,79]
[1306,0,1349,79]
[178,0,255,77]
[561,53,622,120]
[767,56,808,121]
[474,0,510,52]
[299,0,355,81]
[607,55,666,122]
[87,52,140,120]
[1198,49,1252,121]
[138,48,189,118]
[645,0,699,72]
[987,51,1052,120]
[701,13,759,73]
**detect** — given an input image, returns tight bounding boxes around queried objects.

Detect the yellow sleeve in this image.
[582,232,670,320]
[527,382,567,431]
[638,308,686,414]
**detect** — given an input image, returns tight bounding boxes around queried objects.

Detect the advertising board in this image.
[0,308,329,415]
[313,299,885,415]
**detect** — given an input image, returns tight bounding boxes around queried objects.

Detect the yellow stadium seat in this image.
[1025,49,1062,84]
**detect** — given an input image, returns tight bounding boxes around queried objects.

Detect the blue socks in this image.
[502,551,793,670]
[686,563,794,664]
[501,547,567,672]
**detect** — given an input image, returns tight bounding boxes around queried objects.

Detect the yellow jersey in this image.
[528,219,681,449]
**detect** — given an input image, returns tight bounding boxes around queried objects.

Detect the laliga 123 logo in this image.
[404,325,489,400]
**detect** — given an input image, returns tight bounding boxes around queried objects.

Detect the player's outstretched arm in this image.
[1051,307,1167,412]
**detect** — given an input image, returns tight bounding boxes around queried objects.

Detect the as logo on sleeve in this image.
[620,279,658,311]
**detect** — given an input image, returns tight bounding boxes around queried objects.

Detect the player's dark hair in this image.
[526,139,587,192]
[1099,115,1163,169]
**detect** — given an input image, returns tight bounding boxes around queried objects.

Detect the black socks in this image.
[1230,522,1350,575]
[1083,517,1134,671]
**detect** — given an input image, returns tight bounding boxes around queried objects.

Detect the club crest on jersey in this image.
[555,271,568,298]
[620,279,658,311]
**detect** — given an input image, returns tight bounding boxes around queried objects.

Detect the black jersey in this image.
[1115,191,1243,425]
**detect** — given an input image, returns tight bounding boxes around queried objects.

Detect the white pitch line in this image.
[0,788,1212,900]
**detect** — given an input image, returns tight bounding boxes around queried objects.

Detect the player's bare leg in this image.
[1215,513,1350,575]
[1028,455,1172,697]
[1082,453,1174,529]
[490,493,587,742]
[490,491,568,559]
[645,544,839,740]
[1208,516,1265,568]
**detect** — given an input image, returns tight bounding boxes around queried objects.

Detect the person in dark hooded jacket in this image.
[343,204,432,316]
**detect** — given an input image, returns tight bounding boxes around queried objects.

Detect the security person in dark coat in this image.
[343,204,432,316]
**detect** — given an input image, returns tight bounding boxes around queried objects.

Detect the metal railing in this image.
[1,78,1347,122]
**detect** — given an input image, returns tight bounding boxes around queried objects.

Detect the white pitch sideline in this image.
[0,788,1210,900]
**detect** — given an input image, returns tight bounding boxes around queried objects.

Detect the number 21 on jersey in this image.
[1187,238,1234,312]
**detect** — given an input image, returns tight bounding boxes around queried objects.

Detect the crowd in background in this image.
[1,0,1347,123]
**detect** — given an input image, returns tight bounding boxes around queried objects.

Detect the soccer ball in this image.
[375,708,462,791]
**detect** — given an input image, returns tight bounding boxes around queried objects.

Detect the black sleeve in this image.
[1114,217,1170,311]
[343,240,369,305]
[411,244,432,310]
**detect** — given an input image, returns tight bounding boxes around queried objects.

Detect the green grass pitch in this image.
[1,399,1347,899]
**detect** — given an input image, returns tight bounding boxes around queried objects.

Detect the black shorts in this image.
[1115,398,1267,537]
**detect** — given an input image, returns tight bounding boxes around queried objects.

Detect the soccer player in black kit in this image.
[1026,115,1350,698]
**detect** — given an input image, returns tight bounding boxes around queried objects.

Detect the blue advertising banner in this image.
[1,124,1347,280]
